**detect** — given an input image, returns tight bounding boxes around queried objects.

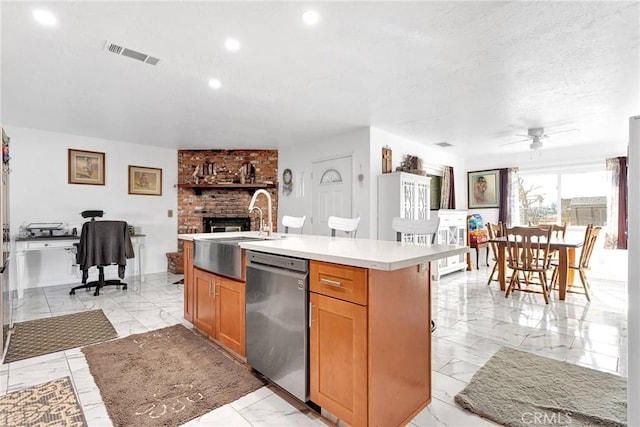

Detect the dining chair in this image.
[486,222,505,287]
[282,215,306,233]
[504,225,554,304]
[328,216,360,238]
[549,224,601,302]
[391,216,440,244]
[391,216,440,333]
[527,222,567,269]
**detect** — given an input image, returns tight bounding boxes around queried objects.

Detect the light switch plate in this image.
[168,209,173,217]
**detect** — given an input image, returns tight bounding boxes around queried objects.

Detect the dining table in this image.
[489,235,583,300]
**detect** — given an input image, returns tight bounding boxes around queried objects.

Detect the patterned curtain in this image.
[605,157,628,249]
[498,167,520,226]
[440,166,456,209]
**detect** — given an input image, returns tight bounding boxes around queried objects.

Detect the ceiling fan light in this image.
[530,140,543,150]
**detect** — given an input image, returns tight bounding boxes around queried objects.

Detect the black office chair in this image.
[70,210,134,296]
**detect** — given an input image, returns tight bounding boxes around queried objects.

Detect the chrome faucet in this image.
[248,189,273,236]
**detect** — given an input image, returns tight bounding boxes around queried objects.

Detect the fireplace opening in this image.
[203,217,252,233]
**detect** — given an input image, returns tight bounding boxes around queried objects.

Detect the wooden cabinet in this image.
[310,292,367,426]
[310,261,368,426]
[191,266,246,357]
[432,209,468,280]
[183,240,194,323]
[193,267,216,337]
[309,260,431,427]
[215,274,245,355]
[378,172,431,241]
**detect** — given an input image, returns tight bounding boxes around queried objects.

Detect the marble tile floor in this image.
[0,266,628,426]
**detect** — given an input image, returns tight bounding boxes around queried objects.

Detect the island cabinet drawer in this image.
[310,261,367,306]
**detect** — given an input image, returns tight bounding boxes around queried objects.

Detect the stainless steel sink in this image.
[193,236,266,280]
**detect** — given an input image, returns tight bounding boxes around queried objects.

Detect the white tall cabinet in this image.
[432,209,467,280]
[378,172,430,241]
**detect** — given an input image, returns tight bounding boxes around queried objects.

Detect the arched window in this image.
[320,169,342,184]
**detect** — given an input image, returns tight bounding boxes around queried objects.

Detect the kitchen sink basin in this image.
[193,236,266,280]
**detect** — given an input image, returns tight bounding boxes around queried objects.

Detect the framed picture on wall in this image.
[468,169,500,209]
[128,165,162,196]
[68,149,105,185]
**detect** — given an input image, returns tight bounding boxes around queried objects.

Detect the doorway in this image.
[311,155,353,236]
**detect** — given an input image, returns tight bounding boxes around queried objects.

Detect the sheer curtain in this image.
[605,157,628,249]
[498,167,520,226]
[440,166,456,209]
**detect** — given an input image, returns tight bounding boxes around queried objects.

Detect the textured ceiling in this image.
[1,1,638,157]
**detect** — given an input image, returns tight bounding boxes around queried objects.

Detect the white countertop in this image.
[178,232,469,271]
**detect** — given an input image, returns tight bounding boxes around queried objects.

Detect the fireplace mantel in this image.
[178,182,275,196]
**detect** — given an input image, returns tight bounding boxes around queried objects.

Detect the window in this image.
[518,168,607,227]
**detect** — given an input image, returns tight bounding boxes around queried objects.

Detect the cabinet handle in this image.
[214,282,219,297]
[309,302,314,326]
[320,278,342,287]
[209,280,213,296]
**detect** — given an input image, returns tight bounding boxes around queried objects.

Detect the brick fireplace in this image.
[177,149,278,252]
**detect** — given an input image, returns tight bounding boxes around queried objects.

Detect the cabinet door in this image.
[215,275,246,356]
[183,241,194,323]
[400,176,416,219]
[193,268,216,337]
[415,178,430,220]
[310,292,367,427]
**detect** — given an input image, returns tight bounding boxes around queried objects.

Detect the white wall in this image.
[277,127,469,239]
[465,143,628,226]
[5,126,178,290]
[627,115,639,426]
[369,127,467,237]
[277,128,372,237]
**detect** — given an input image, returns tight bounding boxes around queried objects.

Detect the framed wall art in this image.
[128,165,162,196]
[68,149,105,185]
[468,169,500,209]
[282,168,293,195]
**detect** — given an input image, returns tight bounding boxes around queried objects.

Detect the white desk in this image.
[15,235,145,299]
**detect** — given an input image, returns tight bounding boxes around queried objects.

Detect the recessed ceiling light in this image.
[302,10,320,26]
[225,38,241,52]
[33,9,57,26]
[208,78,222,90]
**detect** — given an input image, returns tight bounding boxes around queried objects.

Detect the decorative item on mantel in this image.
[396,154,426,176]
[238,163,252,184]
[191,165,201,184]
[382,146,392,173]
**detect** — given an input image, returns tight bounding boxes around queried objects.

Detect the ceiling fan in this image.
[501,127,578,150]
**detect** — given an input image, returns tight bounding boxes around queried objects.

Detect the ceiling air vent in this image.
[103,40,160,66]
[435,141,453,148]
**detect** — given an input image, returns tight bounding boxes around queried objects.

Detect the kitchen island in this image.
[178,232,468,427]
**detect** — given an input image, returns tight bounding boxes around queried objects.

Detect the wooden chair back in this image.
[505,226,554,273]
[579,224,601,269]
[486,222,503,260]
[528,222,567,239]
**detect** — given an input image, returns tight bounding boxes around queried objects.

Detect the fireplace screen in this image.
[203,217,251,233]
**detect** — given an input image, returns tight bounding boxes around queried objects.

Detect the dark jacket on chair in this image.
[77,221,135,283]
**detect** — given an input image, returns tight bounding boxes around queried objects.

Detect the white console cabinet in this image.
[432,209,467,280]
[377,172,430,241]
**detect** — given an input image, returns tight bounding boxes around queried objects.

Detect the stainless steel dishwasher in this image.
[245,250,309,402]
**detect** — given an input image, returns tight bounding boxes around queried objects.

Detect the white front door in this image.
[311,156,353,236]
